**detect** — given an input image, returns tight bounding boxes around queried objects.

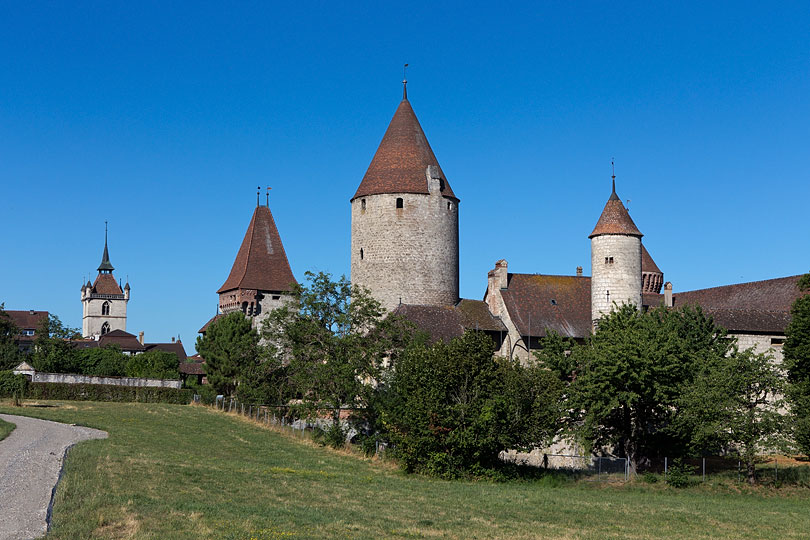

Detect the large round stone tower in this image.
[351,83,459,312]
[589,175,643,327]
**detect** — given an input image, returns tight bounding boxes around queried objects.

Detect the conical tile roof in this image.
[217,205,297,294]
[589,182,642,238]
[352,97,457,201]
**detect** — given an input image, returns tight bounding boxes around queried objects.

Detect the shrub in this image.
[24,382,192,404]
[313,422,347,449]
[0,370,28,398]
[667,459,696,488]
[642,471,659,484]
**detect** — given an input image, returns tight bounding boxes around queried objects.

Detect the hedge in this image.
[24,382,193,404]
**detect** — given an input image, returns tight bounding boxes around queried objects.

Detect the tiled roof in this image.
[217,205,297,294]
[6,310,49,331]
[673,275,805,333]
[352,97,457,201]
[589,186,642,238]
[179,362,206,375]
[198,314,223,334]
[98,329,145,351]
[499,274,592,339]
[392,299,505,344]
[92,273,123,295]
[641,244,661,274]
[144,341,187,362]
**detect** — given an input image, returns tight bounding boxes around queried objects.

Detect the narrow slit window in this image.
[360,248,364,260]
[447,201,452,210]
[361,199,366,210]
[396,197,403,209]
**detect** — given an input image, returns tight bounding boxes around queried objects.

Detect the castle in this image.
[205,83,804,366]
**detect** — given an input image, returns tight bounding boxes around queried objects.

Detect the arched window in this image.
[101,322,110,335]
[102,301,110,315]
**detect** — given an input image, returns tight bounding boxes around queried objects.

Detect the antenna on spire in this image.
[104,220,108,243]
[609,158,619,200]
[256,186,261,206]
[403,63,409,100]
[266,186,271,208]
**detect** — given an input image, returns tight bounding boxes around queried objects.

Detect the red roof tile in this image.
[392,299,505,344]
[92,273,123,295]
[641,244,661,274]
[352,98,457,201]
[499,274,592,339]
[144,341,188,362]
[198,314,223,334]
[98,329,145,351]
[6,310,49,331]
[218,205,297,294]
[589,187,642,238]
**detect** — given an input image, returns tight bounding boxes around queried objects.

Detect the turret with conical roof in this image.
[351,83,459,311]
[590,174,643,327]
[217,197,297,327]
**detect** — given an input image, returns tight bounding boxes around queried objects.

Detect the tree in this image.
[125,349,180,379]
[784,272,810,455]
[261,271,406,442]
[557,304,730,473]
[676,347,786,484]
[0,303,21,370]
[382,330,563,477]
[31,314,82,373]
[75,345,127,376]
[196,312,258,396]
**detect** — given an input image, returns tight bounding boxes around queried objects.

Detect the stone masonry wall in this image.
[732,333,785,365]
[351,188,459,312]
[82,294,128,338]
[31,372,181,389]
[590,235,641,325]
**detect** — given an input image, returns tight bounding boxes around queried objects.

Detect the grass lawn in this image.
[0,417,14,441]
[0,401,808,539]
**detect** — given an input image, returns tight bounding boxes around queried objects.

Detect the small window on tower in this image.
[360,248,364,260]
[361,199,366,211]
[101,322,110,335]
[447,201,452,210]
[396,197,403,209]
[102,301,110,315]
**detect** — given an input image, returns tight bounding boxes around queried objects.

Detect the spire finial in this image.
[97,220,115,273]
[256,186,261,207]
[266,186,271,208]
[402,63,409,100]
[609,158,619,200]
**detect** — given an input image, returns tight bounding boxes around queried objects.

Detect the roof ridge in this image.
[677,274,802,294]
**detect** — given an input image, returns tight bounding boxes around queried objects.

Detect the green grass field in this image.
[0,417,14,441]
[0,401,808,539]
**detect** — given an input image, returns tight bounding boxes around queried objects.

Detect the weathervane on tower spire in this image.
[266,186,271,208]
[403,63,409,100]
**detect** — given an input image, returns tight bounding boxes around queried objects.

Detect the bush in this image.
[0,370,28,398]
[313,422,347,449]
[642,471,659,484]
[184,378,218,404]
[24,382,192,404]
[667,459,696,488]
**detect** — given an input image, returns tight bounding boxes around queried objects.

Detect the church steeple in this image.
[97,222,115,273]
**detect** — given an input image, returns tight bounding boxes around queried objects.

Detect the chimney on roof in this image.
[664,282,673,308]
[138,331,144,345]
[576,266,583,277]
[488,259,508,292]
[29,310,35,315]
[171,336,175,343]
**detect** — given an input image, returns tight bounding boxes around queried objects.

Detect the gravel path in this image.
[0,413,107,540]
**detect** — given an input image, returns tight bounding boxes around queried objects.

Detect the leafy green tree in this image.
[196,312,258,396]
[784,272,810,455]
[125,350,180,379]
[675,347,785,484]
[31,314,82,373]
[261,271,406,440]
[383,330,563,477]
[0,303,21,370]
[75,345,127,376]
[558,304,730,473]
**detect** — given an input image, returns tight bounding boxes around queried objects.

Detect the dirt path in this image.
[0,413,107,540]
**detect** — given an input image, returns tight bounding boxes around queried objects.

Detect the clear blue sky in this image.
[2,2,808,351]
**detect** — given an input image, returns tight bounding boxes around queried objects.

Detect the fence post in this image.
[702,458,706,483]
[738,461,741,483]
[598,457,602,481]
[775,458,778,483]
[664,457,668,479]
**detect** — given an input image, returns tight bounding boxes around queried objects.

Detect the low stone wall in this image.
[30,372,182,389]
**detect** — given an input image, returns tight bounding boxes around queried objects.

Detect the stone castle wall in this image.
[351,188,459,312]
[590,235,641,324]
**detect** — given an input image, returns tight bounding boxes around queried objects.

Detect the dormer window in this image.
[396,197,403,209]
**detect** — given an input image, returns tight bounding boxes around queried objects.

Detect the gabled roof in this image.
[6,310,49,331]
[92,273,123,295]
[144,341,187,362]
[589,183,642,238]
[498,274,592,339]
[392,299,505,344]
[673,275,805,333]
[98,329,145,351]
[352,97,457,201]
[218,205,297,294]
[198,314,223,334]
